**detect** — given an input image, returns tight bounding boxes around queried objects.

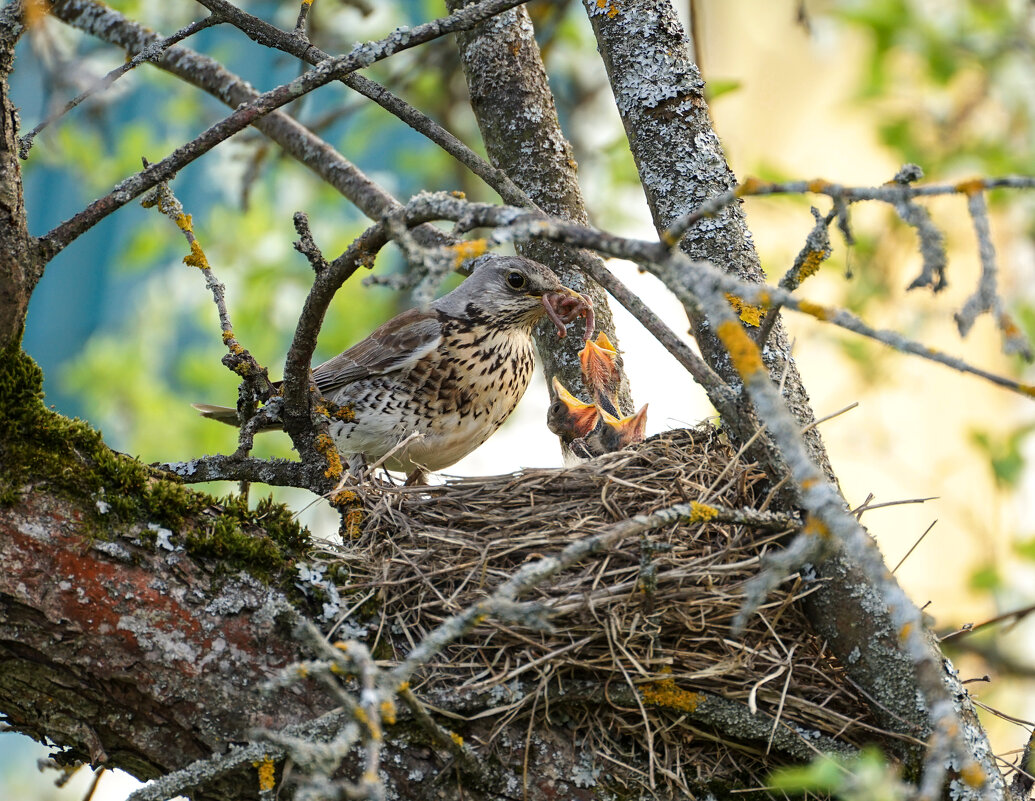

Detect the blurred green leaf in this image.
[769,748,907,801]
[968,563,1001,592]
[704,78,742,102]
[1014,538,1035,562]
[969,425,1034,489]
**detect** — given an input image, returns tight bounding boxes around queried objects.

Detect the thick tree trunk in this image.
[447,1,633,412]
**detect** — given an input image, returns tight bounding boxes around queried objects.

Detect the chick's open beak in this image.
[547,376,600,441]
[579,332,621,415]
[598,403,649,449]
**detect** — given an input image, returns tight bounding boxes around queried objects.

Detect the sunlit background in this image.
[7,0,1035,797]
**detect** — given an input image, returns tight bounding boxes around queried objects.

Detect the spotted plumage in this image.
[195,255,591,482]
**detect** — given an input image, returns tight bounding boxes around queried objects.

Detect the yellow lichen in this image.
[688,501,718,523]
[998,312,1021,338]
[450,190,466,199]
[183,240,208,270]
[449,731,464,747]
[797,249,827,282]
[314,434,343,480]
[715,320,765,381]
[344,507,363,539]
[380,699,397,726]
[802,515,830,539]
[807,178,830,194]
[334,403,356,422]
[333,641,349,652]
[641,676,704,713]
[253,756,275,792]
[725,293,765,327]
[23,0,48,28]
[959,763,986,788]
[175,212,193,233]
[955,178,985,196]
[796,299,831,321]
[452,239,488,267]
[331,489,359,506]
[736,176,767,197]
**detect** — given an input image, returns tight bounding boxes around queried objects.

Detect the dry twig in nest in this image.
[316,428,907,794]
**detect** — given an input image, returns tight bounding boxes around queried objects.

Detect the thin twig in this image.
[18,14,221,158]
[40,0,530,260]
[891,520,938,575]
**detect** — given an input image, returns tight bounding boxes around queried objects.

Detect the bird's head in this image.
[436,255,594,338]
[546,376,600,443]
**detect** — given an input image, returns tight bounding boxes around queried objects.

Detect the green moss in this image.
[1,345,311,584]
[184,496,310,580]
[0,478,20,507]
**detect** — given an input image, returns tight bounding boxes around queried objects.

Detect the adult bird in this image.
[195,255,593,483]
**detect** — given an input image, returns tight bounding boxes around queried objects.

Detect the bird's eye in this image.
[506,271,527,290]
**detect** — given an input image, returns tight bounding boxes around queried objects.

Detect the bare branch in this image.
[39,0,529,259]
[153,454,307,488]
[18,13,222,157]
[955,188,1033,359]
[194,0,536,210]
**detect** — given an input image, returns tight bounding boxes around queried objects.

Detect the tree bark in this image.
[0,6,39,348]
[447,1,634,413]
[579,0,987,777]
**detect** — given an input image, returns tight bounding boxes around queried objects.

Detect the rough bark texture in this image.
[0,7,38,348]
[0,442,607,800]
[447,1,634,413]
[580,0,989,775]
[0,490,328,791]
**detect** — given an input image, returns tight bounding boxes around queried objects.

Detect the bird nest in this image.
[319,427,896,795]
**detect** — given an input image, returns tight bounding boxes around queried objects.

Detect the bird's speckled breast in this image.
[328,321,536,473]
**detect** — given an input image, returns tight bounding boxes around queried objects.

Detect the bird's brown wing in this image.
[311,308,443,396]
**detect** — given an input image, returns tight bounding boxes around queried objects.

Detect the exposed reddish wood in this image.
[0,489,336,787]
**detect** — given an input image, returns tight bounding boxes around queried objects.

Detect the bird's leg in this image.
[405,467,429,486]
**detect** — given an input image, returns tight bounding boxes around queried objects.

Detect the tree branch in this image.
[40,0,528,260]
[446,0,634,424]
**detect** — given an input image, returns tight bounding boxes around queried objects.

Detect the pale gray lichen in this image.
[148,523,176,551]
[572,750,601,788]
[117,614,199,664]
[295,562,342,622]
[92,540,133,561]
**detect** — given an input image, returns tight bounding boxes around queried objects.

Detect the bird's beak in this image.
[542,287,594,340]
[579,332,619,392]
[598,403,648,447]
[551,376,599,437]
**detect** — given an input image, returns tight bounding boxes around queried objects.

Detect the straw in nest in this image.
[318,427,899,795]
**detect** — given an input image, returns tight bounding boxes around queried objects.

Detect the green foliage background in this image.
[8,0,1035,798]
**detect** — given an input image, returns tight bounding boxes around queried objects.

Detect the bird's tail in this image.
[190,403,268,429]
